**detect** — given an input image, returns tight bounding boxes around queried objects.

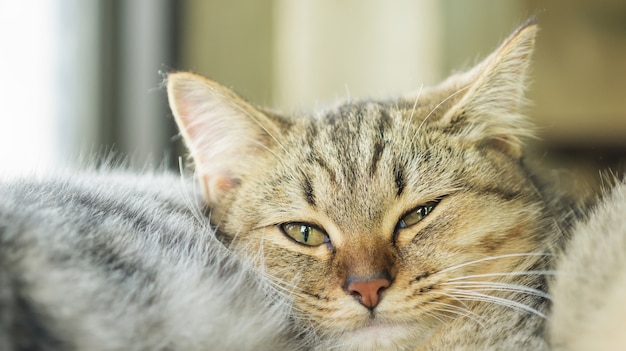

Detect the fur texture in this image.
[0,169,298,351]
[167,20,572,350]
[549,179,626,351]
[1,20,623,351]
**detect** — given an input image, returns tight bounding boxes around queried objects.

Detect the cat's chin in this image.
[321,322,433,351]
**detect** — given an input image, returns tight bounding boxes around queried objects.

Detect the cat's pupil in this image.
[301,225,310,242]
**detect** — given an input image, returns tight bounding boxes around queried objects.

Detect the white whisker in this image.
[427,301,486,328]
[436,291,471,310]
[415,85,470,136]
[444,288,548,319]
[401,84,423,153]
[438,253,552,274]
[448,270,558,282]
[176,156,214,231]
[422,309,451,325]
[442,281,551,300]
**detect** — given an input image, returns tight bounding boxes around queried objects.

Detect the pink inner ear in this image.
[213,175,238,192]
[200,173,239,205]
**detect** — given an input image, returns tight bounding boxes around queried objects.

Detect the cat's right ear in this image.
[167,72,278,205]
[415,20,538,158]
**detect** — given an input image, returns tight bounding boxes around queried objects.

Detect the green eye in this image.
[396,201,439,230]
[280,223,328,246]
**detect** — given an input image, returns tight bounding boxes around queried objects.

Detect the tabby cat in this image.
[1,20,622,351]
[166,20,568,350]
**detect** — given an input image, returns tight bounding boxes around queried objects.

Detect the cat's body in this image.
[0,170,298,351]
[549,179,626,351]
[0,20,623,351]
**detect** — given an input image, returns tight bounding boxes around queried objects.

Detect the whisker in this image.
[422,309,451,325]
[442,281,551,300]
[436,291,471,310]
[438,253,553,274]
[257,266,313,305]
[251,139,288,161]
[238,238,318,310]
[415,85,470,136]
[176,157,216,231]
[228,225,246,250]
[427,301,486,328]
[444,288,548,319]
[448,270,558,282]
[401,84,423,152]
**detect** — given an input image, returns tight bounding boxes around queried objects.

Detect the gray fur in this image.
[0,169,298,351]
[550,179,626,351]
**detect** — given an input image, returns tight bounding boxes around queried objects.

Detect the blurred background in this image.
[1,0,624,193]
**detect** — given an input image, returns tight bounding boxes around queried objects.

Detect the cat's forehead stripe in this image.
[303,102,407,198]
[394,164,406,197]
[368,108,393,178]
[303,177,316,207]
[369,140,385,178]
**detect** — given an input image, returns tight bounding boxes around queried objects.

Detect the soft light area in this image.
[0,1,59,178]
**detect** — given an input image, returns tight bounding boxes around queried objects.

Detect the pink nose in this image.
[347,278,391,309]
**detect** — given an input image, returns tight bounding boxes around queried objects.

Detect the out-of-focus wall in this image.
[525,0,626,146]
[272,0,443,110]
[178,1,521,111]
[179,1,275,106]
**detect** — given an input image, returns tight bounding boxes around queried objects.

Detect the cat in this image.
[165,19,574,350]
[1,19,622,351]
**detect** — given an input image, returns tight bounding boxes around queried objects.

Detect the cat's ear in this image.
[439,20,538,158]
[167,72,278,205]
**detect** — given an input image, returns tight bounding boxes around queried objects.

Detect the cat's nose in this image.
[346,277,391,309]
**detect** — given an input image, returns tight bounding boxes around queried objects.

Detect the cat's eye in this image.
[396,201,439,230]
[280,223,328,247]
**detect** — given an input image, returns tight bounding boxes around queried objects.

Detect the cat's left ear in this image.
[440,20,538,158]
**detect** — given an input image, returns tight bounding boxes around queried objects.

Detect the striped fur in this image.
[167,21,576,350]
[2,19,622,351]
[0,170,299,351]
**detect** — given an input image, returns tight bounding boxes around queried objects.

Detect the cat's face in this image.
[168,22,549,349]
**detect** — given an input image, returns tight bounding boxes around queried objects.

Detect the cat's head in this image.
[168,21,551,348]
